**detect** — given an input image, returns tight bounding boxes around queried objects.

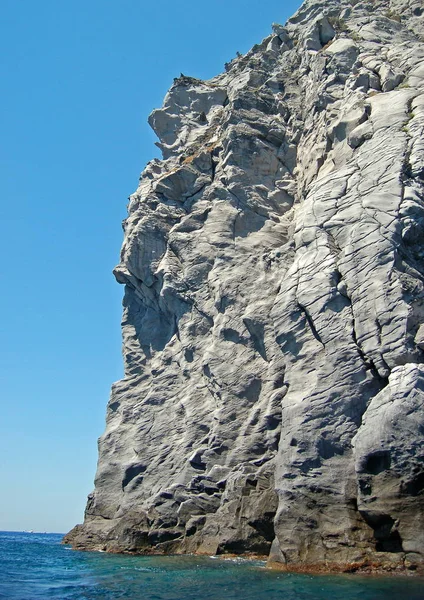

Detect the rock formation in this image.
[65,0,424,572]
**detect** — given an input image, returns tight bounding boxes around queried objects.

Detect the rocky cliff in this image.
[65,0,424,572]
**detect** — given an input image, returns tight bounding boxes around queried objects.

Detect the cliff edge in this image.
[65,0,424,573]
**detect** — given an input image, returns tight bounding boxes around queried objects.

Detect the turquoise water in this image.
[0,531,423,600]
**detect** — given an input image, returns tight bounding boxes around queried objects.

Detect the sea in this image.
[0,531,423,600]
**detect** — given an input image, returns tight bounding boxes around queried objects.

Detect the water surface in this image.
[0,531,423,599]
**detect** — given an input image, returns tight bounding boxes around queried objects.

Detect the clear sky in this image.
[0,0,302,534]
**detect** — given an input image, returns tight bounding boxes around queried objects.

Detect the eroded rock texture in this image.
[65,0,424,571]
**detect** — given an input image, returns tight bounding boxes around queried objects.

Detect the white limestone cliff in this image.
[65,0,424,572]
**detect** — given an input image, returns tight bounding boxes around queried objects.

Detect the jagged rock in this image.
[65,0,424,573]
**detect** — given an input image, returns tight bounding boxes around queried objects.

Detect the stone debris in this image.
[65,0,424,572]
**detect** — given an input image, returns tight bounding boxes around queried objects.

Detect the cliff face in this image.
[65,0,424,572]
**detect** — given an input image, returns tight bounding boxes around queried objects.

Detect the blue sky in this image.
[0,0,302,533]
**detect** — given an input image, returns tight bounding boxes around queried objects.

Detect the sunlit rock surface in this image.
[65,0,424,572]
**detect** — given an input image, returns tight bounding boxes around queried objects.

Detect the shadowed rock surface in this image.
[65,0,424,572]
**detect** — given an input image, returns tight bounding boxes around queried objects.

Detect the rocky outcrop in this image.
[65,0,424,573]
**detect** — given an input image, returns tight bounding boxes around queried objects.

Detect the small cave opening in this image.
[122,463,147,490]
[248,511,276,543]
[362,450,391,475]
[361,512,403,553]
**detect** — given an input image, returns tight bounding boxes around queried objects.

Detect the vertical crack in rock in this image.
[65,0,424,574]
[297,303,325,347]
